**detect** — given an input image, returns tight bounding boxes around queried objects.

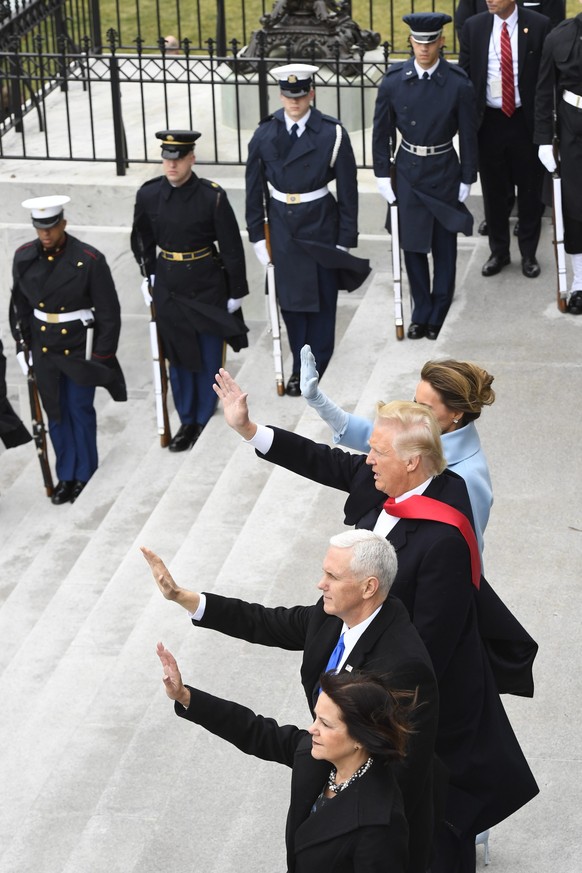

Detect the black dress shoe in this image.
[426,324,441,340]
[567,291,582,315]
[521,256,540,279]
[481,253,510,277]
[70,480,87,503]
[168,423,204,452]
[407,322,426,340]
[286,373,301,396]
[51,480,74,505]
[478,219,488,236]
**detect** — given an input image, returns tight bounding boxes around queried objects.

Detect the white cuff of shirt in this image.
[244,423,274,454]
[189,593,207,622]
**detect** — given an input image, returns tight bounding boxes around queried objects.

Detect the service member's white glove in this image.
[538,144,557,174]
[458,183,471,203]
[253,239,271,266]
[140,275,155,306]
[300,345,349,439]
[16,350,32,375]
[336,245,350,253]
[375,176,397,204]
[227,297,242,314]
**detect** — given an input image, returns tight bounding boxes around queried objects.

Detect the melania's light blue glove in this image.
[300,345,349,440]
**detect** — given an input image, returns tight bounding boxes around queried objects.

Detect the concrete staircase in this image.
[0,153,581,873]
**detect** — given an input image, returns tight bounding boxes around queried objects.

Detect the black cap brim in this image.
[32,213,64,229]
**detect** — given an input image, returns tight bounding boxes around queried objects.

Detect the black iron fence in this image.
[1,33,401,171]
[3,0,561,172]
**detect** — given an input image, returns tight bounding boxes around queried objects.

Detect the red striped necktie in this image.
[500,21,515,118]
[383,495,481,589]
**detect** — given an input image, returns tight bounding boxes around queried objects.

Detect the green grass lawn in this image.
[98,0,582,55]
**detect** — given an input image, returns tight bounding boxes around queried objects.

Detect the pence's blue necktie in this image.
[324,633,345,674]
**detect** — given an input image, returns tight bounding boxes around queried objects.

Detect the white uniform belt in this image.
[269,185,329,204]
[401,139,453,157]
[34,308,94,325]
[563,89,582,109]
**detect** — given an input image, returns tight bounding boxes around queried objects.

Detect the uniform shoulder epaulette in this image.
[384,62,405,77]
[259,114,275,125]
[449,63,469,79]
[200,178,224,192]
[15,240,35,255]
[321,112,341,125]
[141,175,164,188]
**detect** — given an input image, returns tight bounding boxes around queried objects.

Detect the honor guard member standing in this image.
[535,0,582,315]
[10,195,126,504]
[131,130,249,451]
[373,13,478,341]
[246,64,361,395]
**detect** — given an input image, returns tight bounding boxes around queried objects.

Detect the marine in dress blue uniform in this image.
[10,195,126,504]
[373,13,478,340]
[246,64,362,395]
[131,131,249,451]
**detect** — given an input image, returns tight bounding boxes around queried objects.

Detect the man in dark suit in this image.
[455,0,564,36]
[142,531,440,873]
[212,368,539,873]
[245,64,362,395]
[459,0,551,279]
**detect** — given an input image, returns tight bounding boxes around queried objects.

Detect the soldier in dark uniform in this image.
[246,64,362,396]
[0,336,32,450]
[373,13,478,341]
[131,130,249,451]
[10,195,126,504]
[535,1,582,314]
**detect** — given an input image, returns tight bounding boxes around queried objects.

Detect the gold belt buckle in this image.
[46,312,60,324]
[286,193,301,204]
[172,252,184,262]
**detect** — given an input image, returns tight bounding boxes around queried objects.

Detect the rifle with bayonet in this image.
[138,262,172,447]
[13,314,54,497]
[389,141,404,340]
[551,110,568,313]
[260,160,285,395]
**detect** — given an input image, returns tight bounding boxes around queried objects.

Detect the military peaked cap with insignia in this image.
[403,12,452,43]
[271,63,319,98]
[21,195,70,228]
[155,130,201,159]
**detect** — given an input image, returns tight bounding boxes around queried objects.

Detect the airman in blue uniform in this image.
[373,13,478,340]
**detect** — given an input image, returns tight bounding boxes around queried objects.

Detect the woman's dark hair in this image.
[318,670,418,763]
[420,359,495,425]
